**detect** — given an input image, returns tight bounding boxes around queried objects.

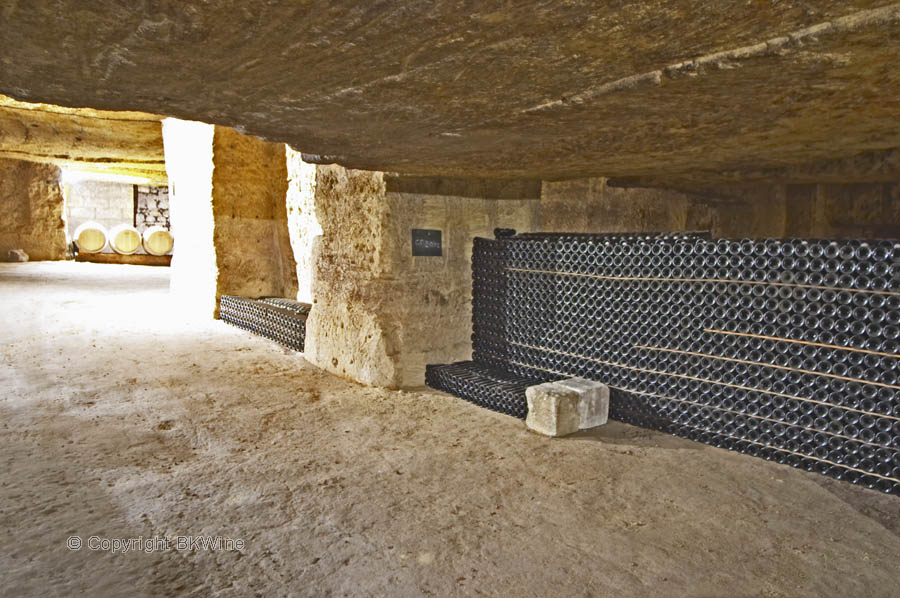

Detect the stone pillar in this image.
[162,119,297,317]
[162,119,217,316]
[0,157,67,261]
[296,162,541,388]
[285,147,322,304]
[210,126,297,303]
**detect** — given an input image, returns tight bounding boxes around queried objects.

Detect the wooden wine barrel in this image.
[108,223,142,255]
[73,221,108,253]
[142,226,174,256]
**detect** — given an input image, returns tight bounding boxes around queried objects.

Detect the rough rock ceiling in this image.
[1,1,899,182]
[0,95,166,183]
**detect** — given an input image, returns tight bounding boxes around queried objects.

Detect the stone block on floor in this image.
[557,378,609,429]
[7,249,29,262]
[525,382,580,437]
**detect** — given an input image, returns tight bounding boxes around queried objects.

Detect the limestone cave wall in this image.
[779,184,900,239]
[542,178,900,239]
[0,157,67,260]
[301,165,541,388]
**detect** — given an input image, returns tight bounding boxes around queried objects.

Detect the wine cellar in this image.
[428,232,900,494]
[3,2,900,595]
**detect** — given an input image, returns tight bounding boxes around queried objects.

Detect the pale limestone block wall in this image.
[64,180,134,234]
[302,165,541,388]
[0,157,67,260]
[162,120,298,317]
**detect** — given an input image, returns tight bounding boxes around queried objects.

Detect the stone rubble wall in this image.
[135,185,170,231]
[0,157,67,260]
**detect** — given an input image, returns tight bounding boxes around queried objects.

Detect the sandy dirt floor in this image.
[1,261,899,597]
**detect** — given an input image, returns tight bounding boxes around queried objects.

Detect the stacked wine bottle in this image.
[427,232,900,494]
[219,295,311,352]
[425,361,540,418]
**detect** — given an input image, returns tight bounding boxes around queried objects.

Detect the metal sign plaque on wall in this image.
[412,229,442,256]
